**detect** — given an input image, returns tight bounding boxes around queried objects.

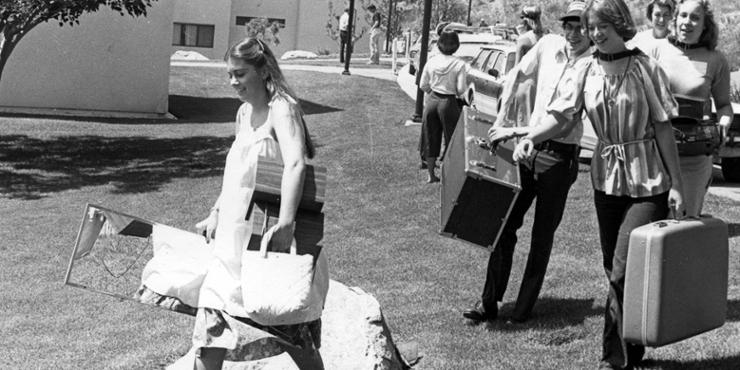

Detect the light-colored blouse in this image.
[644,38,732,117]
[547,53,678,197]
[419,54,467,96]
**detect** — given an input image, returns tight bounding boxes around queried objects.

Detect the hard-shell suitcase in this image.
[440,107,521,249]
[624,216,729,347]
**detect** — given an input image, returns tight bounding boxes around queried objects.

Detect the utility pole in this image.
[342,0,355,75]
[410,0,432,122]
[467,0,473,26]
[385,0,395,53]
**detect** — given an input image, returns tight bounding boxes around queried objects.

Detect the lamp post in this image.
[342,0,355,75]
[467,0,473,26]
[385,0,395,53]
[410,0,432,122]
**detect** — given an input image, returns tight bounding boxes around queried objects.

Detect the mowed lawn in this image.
[1,64,739,369]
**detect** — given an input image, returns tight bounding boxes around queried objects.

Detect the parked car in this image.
[713,104,740,182]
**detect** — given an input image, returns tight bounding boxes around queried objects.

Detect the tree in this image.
[244,18,281,46]
[0,0,156,84]
[325,1,367,48]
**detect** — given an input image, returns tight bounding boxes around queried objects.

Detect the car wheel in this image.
[721,157,740,182]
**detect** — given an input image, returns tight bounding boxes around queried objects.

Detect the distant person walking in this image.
[515,5,544,63]
[463,0,591,325]
[418,30,467,183]
[339,8,350,63]
[367,4,382,64]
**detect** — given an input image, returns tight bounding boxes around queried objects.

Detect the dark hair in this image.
[225,38,315,158]
[437,30,460,55]
[520,5,544,36]
[367,5,376,11]
[670,0,718,50]
[582,0,637,41]
[646,0,676,20]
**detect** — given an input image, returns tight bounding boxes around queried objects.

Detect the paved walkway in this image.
[171,59,740,204]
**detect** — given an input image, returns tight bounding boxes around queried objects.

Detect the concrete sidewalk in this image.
[171,60,399,81]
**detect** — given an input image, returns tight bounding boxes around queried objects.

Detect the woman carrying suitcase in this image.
[511,0,685,368]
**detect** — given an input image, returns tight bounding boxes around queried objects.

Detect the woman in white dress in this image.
[192,37,320,370]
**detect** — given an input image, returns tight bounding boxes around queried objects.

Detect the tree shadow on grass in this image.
[479,297,602,332]
[168,95,343,123]
[0,134,231,199]
[640,355,740,369]
[727,223,740,238]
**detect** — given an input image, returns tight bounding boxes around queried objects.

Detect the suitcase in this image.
[246,200,324,255]
[440,107,521,250]
[252,157,327,212]
[624,216,729,347]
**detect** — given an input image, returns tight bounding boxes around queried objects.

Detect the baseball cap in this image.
[560,1,586,21]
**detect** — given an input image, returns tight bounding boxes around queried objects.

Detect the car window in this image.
[492,51,506,77]
[504,52,516,74]
[471,50,491,70]
[484,50,502,74]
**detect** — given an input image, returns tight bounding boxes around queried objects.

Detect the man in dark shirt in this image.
[367,4,382,64]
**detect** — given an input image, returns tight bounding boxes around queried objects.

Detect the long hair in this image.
[582,0,637,41]
[670,0,718,50]
[646,0,676,21]
[225,37,315,158]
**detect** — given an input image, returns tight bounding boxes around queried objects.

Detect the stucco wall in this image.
[171,0,230,60]
[0,0,174,117]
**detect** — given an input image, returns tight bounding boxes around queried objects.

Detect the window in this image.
[235,16,286,28]
[471,50,491,70]
[173,23,214,48]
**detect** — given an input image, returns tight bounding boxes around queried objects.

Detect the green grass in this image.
[1,65,739,369]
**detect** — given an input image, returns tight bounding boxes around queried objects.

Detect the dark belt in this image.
[432,91,456,99]
[534,140,580,157]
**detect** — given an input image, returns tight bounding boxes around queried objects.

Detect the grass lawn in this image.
[1,65,739,369]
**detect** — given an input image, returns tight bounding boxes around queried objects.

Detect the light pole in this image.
[410,0,432,122]
[385,0,395,53]
[467,0,473,26]
[342,0,355,75]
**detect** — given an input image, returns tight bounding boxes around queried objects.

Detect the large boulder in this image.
[168,280,411,369]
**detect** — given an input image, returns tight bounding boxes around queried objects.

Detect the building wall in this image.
[0,0,174,117]
[171,0,231,59]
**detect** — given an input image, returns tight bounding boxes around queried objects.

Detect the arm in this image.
[419,61,432,93]
[271,101,308,251]
[711,53,734,133]
[653,120,685,216]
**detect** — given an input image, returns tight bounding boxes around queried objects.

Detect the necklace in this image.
[603,56,632,110]
[669,38,706,51]
[593,48,640,62]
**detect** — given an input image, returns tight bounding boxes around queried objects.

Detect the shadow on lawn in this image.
[727,223,740,238]
[641,355,740,369]
[490,297,602,331]
[0,134,230,199]
[168,95,342,123]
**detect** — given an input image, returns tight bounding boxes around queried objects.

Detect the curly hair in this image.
[646,0,676,21]
[582,0,637,41]
[672,0,718,50]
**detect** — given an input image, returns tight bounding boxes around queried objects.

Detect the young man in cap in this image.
[463,0,592,324]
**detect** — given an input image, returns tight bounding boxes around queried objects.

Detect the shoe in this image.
[463,301,497,322]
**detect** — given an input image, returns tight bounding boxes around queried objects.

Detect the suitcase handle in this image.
[470,160,496,172]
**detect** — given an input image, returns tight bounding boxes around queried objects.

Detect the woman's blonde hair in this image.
[225,38,315,158]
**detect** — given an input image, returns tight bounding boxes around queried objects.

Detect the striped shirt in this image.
[547,53,678,197]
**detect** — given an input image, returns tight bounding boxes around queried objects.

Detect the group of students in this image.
[419,0,732,369]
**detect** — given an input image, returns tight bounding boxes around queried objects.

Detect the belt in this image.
[432,91,457,99]
[534,140,580,157]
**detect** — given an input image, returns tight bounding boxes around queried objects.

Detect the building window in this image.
[173,23,215,48]
[235,16,286,28]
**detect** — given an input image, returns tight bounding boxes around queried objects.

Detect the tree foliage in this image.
[0,0,156,83]
[244,18,281,46]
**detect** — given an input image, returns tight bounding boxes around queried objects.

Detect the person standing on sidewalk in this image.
[463,1,592,324]
[339,8,350,63]
[367,4,382,65]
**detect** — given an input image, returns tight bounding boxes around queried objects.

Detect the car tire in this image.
[721,157,740,182]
